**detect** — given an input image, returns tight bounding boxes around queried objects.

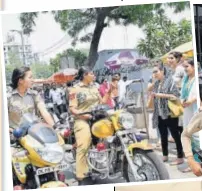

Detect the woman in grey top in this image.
[151,62,184,164]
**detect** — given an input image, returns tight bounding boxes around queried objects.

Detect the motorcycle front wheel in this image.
[123,149,169,182]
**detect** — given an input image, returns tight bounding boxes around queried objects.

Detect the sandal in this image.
[169,158,184,166]
[181,167,192,173]
[155,143,161,149]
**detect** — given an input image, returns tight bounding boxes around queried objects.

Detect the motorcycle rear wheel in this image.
[123,149,169,182]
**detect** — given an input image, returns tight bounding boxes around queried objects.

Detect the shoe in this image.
[78,177,92,186]
[163,156,168,162]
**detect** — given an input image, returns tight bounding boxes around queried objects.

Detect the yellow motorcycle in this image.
[11,113,68,189]
[62,104,169,182]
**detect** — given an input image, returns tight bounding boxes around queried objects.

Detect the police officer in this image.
[68,67,112,185]
[8,67,54,154]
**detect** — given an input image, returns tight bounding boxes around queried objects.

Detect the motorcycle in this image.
[11,113,68,189]
[61,104,170,182]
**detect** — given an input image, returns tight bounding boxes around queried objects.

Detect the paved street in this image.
[63,143,195,186]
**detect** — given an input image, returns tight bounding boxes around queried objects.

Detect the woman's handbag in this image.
[168,98,184,118]
[167,81,184,118]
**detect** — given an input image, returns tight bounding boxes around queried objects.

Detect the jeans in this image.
[158,116,184,158]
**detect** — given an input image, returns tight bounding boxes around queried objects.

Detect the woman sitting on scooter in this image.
[68,67,113,185]
[8,66,55,139]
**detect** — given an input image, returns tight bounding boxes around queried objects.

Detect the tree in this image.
[5,50,23,84]
[136,15,192,58]
[20,2,189,68]
[50,54,61,72]
[7,50,23,66]
[30,62,55,79]
[49,48,87,71]
[62,48,87,68]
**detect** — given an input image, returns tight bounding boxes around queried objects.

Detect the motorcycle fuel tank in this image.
[92,119,114,138]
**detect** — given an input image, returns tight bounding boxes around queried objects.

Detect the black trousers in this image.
[178,126,183,135]
[158,116,183,158]
[113,97,120,110]
[54,104,64,119]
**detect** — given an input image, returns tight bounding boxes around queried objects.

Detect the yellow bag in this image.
[168,99,184,118]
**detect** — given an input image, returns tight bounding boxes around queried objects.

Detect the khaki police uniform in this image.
[8,89,45,154]
[69,82,101,179]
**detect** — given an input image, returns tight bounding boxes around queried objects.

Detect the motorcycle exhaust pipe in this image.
[117,132,143,181]
[86,148,115,173]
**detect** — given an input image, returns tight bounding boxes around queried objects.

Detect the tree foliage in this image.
[5,50,54,83]
[136,15,192,58]
[19,2,190,68]
[5,50,23,84]
[49,48,87,72]
[30,62,55,79]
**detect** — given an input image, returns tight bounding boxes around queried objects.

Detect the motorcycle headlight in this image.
[118,112,135,129]
[34,143,64,164]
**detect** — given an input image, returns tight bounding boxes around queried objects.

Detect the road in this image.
[62,149,195,186]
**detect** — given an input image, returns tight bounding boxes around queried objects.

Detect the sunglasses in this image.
[153,70,158,74]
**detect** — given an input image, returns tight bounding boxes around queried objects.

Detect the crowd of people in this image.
[147,51,198,173]
[7,50,202,185]
[27,72,138,120]
[7,66,140,185]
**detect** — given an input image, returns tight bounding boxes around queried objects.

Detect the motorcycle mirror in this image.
[13,128,24,139]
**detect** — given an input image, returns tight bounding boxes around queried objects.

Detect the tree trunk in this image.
[86,13,106,69]
[86,7,116,69]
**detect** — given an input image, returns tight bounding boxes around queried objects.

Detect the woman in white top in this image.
[181,59,197,127]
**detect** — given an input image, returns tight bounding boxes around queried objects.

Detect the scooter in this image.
[11,113,68,189]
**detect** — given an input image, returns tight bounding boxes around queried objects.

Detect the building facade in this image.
[4,42,34,65]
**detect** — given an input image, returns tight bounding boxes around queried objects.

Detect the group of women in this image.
[148,51,198,172]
